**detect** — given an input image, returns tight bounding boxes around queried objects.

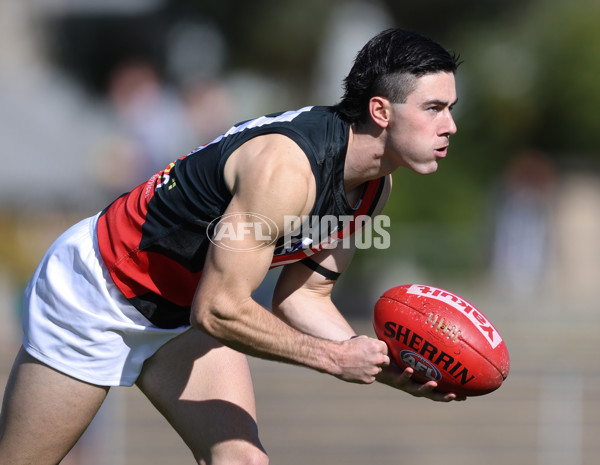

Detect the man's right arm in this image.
[190,134,390,384]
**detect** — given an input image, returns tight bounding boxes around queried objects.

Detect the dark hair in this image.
[335,28,460,124]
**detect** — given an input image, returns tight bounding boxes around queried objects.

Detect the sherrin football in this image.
[373,284,510,396]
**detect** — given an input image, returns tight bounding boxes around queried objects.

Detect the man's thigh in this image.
[135,328,266,463]
[0,346,109,465]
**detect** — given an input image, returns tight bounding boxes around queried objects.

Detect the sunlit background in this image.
[1,1,599,464]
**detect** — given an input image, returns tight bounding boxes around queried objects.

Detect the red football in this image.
[373,284,510,396]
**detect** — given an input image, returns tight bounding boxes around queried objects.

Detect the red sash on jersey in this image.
[98,176,385,311]
[270,176,385,267]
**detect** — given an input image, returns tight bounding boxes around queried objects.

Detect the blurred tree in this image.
[530,0,600,157]
[384,0,600,223]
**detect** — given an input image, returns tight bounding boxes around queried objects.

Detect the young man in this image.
[0,28,461,464]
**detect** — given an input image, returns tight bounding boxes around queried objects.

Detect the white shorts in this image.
[22,213,189,386]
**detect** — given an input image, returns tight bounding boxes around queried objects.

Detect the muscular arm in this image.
[191,134,389,384]
[273,245,357,341]
[272,175,465,401]
[272,174,392,341]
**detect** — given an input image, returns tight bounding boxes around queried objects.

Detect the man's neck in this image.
[344,123,390,193]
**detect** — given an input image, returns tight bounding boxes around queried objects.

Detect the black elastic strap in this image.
[299,257,341,281]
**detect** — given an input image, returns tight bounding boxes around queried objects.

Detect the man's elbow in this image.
[190,291,241,338]
[190,301,212,332]
[190,296,224,335]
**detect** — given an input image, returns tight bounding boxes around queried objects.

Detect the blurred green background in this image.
[0,1,599,464]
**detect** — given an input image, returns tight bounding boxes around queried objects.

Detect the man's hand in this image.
[333,336,390,384]
[376,361,467,402]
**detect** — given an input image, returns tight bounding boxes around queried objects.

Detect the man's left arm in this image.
[273,174,392,340]
[272,242,357,342]
[272,176,465,402]
[272,242,465,402]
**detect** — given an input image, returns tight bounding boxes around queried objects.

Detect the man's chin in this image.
[411,162,439,175]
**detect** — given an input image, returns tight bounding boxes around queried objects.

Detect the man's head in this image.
[336,28,460,124]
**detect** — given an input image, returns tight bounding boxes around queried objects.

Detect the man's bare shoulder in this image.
[224,133,317,223]
[225,134,312,189]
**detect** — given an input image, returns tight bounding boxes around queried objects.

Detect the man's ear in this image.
[368,96,392,128]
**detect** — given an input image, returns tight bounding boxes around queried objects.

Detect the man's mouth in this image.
[435,146,448,157]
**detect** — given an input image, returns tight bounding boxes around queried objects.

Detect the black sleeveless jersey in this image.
[97,106,386,328]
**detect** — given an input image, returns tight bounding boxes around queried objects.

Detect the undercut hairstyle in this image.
[335,28,460,124]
